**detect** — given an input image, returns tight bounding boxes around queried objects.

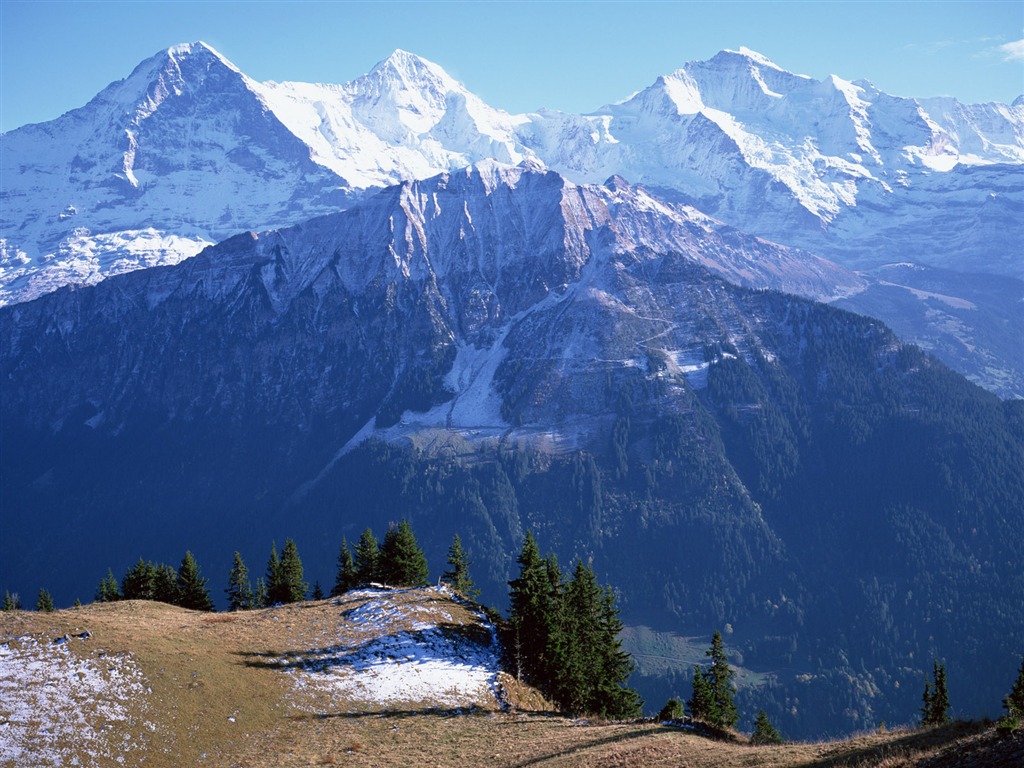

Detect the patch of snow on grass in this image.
[0,633,153,767]
[283,587,502,711]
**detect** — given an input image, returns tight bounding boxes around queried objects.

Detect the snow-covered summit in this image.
[2,42,1021,309]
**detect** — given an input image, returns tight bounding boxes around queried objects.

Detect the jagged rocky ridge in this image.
[2,164,1022,738]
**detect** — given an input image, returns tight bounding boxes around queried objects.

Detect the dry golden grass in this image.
[1,592,1013,768]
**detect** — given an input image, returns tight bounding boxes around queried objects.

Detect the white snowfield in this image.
[0,633,154,767]
[282,586,504,711]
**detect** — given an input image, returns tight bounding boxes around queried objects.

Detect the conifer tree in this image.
[1005,658,1024,721]
[121,558,157,600]
[354,528,380,585]
[688,665,716,722]
[265,542,283,605]
[658,697,685,721]
[74,598,82,608]
[225,551,254,611]
[176,551,214,612]
[332,537,358,597]
[276,539,307,604]
[311,581,324,601]
[253,577,268,609]
[507,531,554,684]
[36,588,55,612]
[379,520,429,587]
[95,568,121,602]
[153,563,179,605]
[2,591,14,611]
[551,560,603,714]
[921,659,950,726]
[706,630,739,728]
[751,709,784,744]
[553,561,640,718]
[594,583,642,718]
[441,534,478,598]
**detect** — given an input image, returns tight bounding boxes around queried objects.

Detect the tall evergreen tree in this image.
[552,560,640,718]
[921,659,951,726]
[311,581,324,601]
[332,537,358,597]
[275,539,307,604]
[95,568,121,603]
[153,563,179,605]
[379,520,429,587]
[353,528,380,585]
[36,588,55,612]
[688,665,716,722]
[252,577,268,610]
[920,679,933,725]
[1005,658,1024,720]
[441,534,478,598]
[507,531,555,684]
[176,551,214,612]
[751,709,784,744]
[706,630,739,728]
[225,551,254,611]
[265,541,283,605]
[2,591,15,611]
[121,558,157,600]
[594,583,642,718]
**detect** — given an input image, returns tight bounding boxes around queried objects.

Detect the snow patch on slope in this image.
[282,587,502,710]
[0,634,154,766]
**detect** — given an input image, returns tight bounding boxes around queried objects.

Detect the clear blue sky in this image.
[1,0,1022,133]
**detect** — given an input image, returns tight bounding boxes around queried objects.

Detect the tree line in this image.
[5,523,1023,735]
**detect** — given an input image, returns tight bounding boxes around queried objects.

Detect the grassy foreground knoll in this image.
[2,589,1021,767]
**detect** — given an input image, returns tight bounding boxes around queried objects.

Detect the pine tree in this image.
[920,679,933,725]
[441,534,478,598]
[95,568,121,602]
[332,537,358,597]
[921,659,950,726]
[507,544,639,719]
[552,560,605,715]
[557,563,640,719]
[706,630,739,728]
[276,539,307,604]
[353,528,380,586]
[225,551,254,611]
[1005,658,1024,720]
[253,577,268,609]
[658,697,685,721]
[153,563,179,605]
[688,665,716,722]
[379,520,429,587]
[507,531,555,684]
[73,598,82,608]
[594,583,642,718]
[751,708,784,744]
[2,591,14,611]
[311,581,324,601]
[265,541,283,605]
[176,551,214,612]
[121,558,157,600]
[36,588,55,612]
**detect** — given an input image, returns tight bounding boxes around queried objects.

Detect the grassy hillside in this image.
[1,590,1020,767]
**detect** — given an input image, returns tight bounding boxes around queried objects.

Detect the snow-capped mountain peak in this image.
[728,46,788,71]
